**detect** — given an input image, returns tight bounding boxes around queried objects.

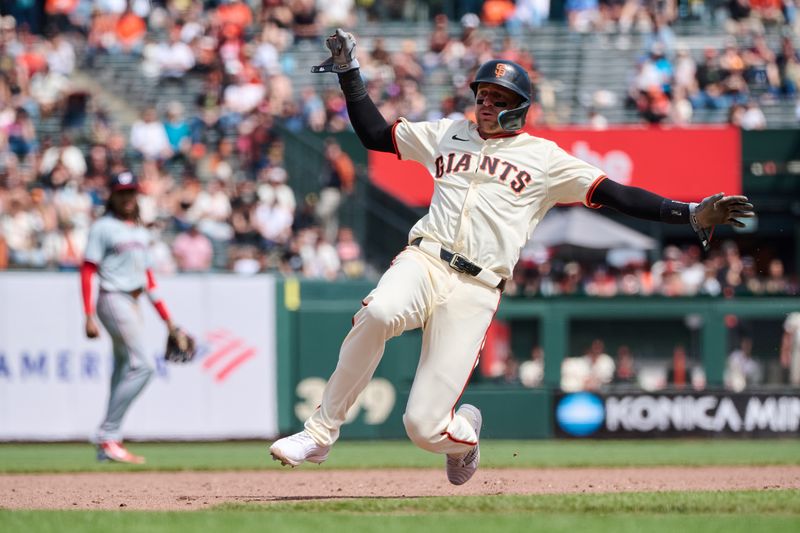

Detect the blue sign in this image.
[556,392,605,437]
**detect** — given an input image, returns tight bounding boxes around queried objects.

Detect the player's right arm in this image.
[313,29,395,153]
[81,219,107,339]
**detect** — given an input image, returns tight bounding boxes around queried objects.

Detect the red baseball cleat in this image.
[97,441,146,464]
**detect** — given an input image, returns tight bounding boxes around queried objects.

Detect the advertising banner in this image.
[0,273,277,441]
[554,391,800,438]
[369,126,741,207]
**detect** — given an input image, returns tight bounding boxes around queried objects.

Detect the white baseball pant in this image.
[304,245,501,455]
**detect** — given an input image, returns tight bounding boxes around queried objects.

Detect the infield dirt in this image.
[2,466,799,510]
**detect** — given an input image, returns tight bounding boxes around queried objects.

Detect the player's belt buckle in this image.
[449,253,470,273]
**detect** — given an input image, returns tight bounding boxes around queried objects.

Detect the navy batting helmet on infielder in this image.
[470,59,532,132]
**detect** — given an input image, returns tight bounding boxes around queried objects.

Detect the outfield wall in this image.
[1,273,798,441]
[275,279,800,440]
[0,273,278,441]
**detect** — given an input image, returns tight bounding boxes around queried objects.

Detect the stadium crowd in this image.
[0,1,797,288]
[619,0,800,126]
[507,240,798,298]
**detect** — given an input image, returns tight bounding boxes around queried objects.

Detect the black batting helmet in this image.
[470,60,532,131]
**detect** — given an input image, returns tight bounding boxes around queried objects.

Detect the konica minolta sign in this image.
[555,391,800,438]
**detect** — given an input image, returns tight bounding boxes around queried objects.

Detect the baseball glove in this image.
[165,326,197,363]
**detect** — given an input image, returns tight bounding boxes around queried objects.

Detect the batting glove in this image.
[689,193,754,250]
[311,28,360,74]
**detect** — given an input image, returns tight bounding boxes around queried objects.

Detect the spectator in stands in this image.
[220,66,266,133]
[507,0,551,31]
[155,26,195,85]
[519,346,545,388]
[253,194,293,251]
[39,133,86,184]
[693,47,729,109]
[482,0,516,27]
[230,244,263,274]
[216,0,253,40]
[561,339,615,391]
[51,175,92,233]
[43,217,85,271]
[561,261,585,295]
[300,86,326,132]
[318,0,356,28]
[130,107,173,163]
[585,266,619,296]
[146,219,177,275]
[29,63,69,118]
[743,33,781,97]
[679,245,705,294]
[4,108,37,165]
[777,35,800,96]
[566,0,601,33]
[301,227,340,280]
[0,189,47,267]
[172,223,213,272]
[335,226,364,278]
[187,178,234,243]
[163,101,191,161]
[230,199,261,250]
[252,28,282,78]
[725,337,762,390]
[764,258,789,294]
[740,99,767,129]
[291,0,321,44]
[316,137,354,243]
[614,345,637,384]
[257,166,296,214]
[46,33,76,77]
[196,137,235,183]
[673,45,697,98]
[699,260,723,296]
[115,6,147,54]
[726,0,760,36]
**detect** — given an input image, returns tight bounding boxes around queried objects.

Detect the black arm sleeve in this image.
[591,177,690,224]
[338,70,395,153]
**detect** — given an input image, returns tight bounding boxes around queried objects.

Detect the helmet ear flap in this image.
[497,107,528,131]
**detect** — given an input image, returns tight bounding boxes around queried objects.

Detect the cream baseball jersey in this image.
[392,118,606,278]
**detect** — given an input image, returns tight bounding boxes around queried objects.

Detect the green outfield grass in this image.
[0,439,798,473]
[2,491,799,533]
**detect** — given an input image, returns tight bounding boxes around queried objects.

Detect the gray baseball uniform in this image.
[84,215,154,443]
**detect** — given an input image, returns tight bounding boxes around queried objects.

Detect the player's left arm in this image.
[145,269,174,331]
[591,178,754,250]
[312,28,395,153]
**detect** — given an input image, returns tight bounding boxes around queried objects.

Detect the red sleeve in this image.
[146,269,157,291]
[80,261,98,316]
[146,269,171,323]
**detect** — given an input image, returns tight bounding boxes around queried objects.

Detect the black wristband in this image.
[659,199,690,224]
[338,69,368,102]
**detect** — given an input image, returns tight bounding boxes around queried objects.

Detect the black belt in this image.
[411,238,506,291]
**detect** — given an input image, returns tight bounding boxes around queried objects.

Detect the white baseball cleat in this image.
[269,430,331,467]
[97,441,146,464]
[446,404,482,486]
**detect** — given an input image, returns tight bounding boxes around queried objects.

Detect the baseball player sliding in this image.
[81,171,191,464]
[269,30,754,485]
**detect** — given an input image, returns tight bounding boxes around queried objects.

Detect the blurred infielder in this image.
[270,30,755,485]
[81,171,193,464]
